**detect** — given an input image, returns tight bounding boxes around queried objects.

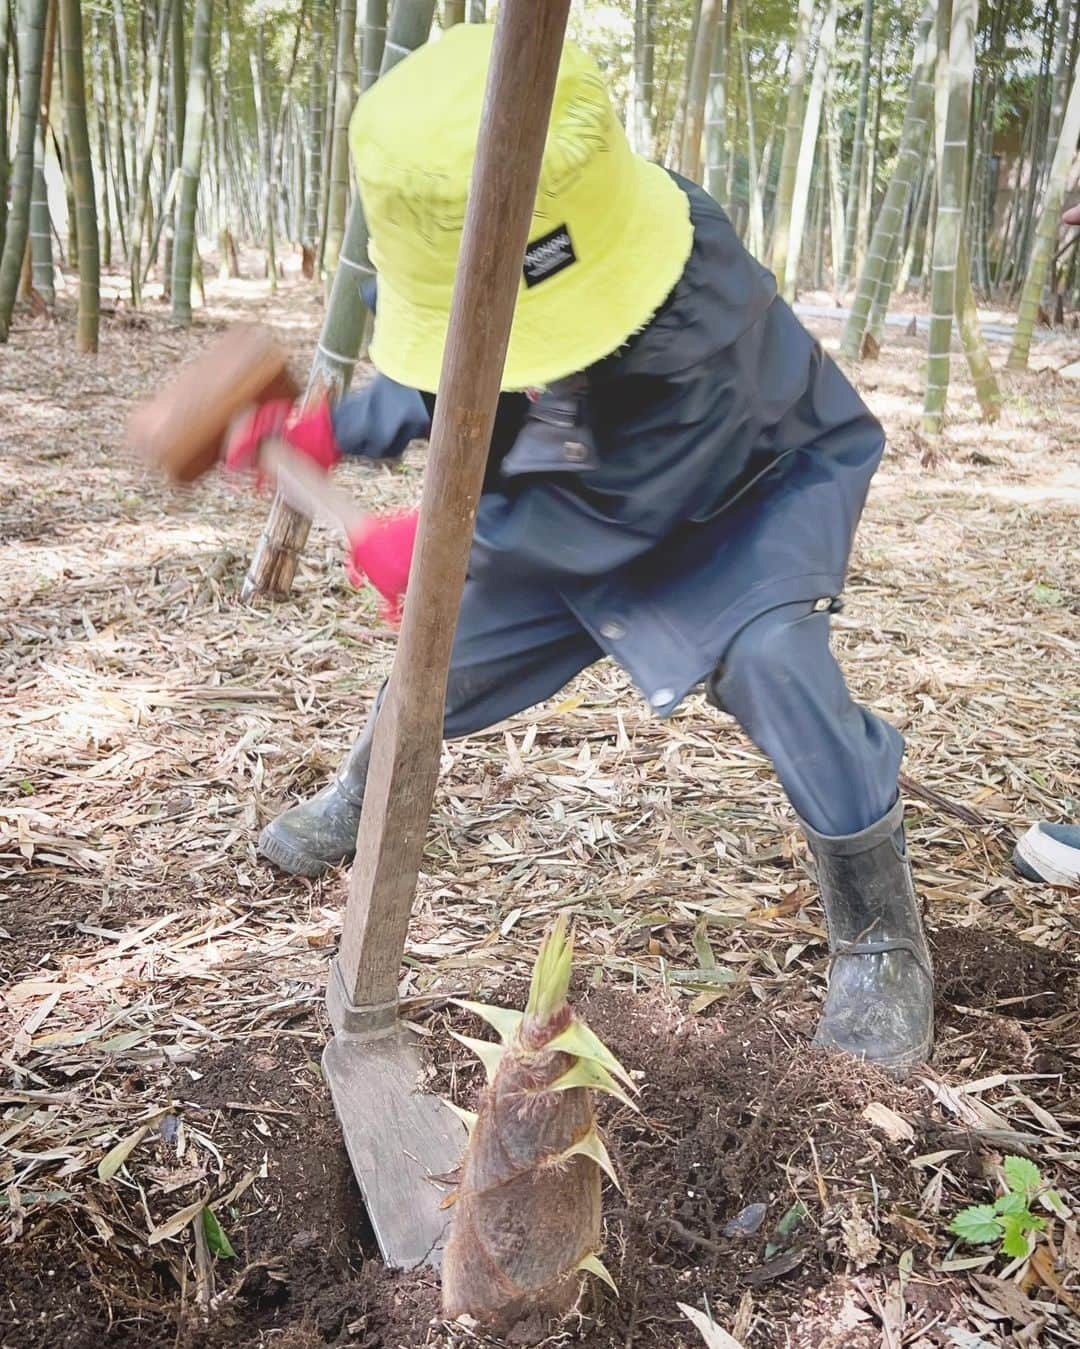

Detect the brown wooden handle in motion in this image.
[259,441,369,540]
[332,0,573,1025]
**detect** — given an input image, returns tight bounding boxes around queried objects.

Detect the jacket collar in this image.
[593,173,777,381]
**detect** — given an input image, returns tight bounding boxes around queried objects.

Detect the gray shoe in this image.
[258,716,374,877]
[802,797,933,1075]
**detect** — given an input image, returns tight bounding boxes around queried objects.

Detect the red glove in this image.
[224,398,341,474]
[346,510,419,626]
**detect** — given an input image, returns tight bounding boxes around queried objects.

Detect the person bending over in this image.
[230,28,934,1069]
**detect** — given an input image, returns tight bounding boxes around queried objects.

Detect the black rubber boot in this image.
[258,714,375,877]
[802,798,933,1074]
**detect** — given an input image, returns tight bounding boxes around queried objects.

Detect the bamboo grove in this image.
[1,0,1078,432]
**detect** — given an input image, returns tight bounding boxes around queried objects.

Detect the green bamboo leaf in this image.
[1039,1190,1068,1218]
[1031,583,1063,606]
[449,1031,504,1083]
[691,915,716,969]
[97,1029,153,1053]
[549,1056,638,1112]
[525,914,574,1025]
[545,1018,636,1092]
[766,1199,809,1257]
[555,1126,622,1193]
[668,967,740,987]
[453,1000,523,1046]
[443,1099,478,1133]
[201,1206,236,1259]
[576,1252,618,1295]
[0,1188,75,1208]
[97,1124,150,1182]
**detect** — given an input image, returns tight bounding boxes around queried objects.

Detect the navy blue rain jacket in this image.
[334,177,885,714]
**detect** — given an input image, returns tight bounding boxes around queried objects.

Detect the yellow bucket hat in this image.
[349,25,694,393]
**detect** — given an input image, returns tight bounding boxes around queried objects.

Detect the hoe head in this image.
[323,967,466,1270]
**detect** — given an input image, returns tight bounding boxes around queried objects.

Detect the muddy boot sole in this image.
[258,822,356,878]
[814,1021,933,1079]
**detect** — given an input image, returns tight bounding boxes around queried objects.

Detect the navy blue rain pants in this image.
[438,578,901,838]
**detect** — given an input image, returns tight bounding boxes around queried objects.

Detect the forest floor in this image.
[2,259,1079,1349]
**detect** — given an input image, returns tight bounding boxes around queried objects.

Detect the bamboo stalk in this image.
[29,135,54,304]
[954,237,1000,418]
[243,0,436,601]
[896,152,932,295]
[782,0,836,300]
[317,13,337,270]
[250,30,273,287]
[28,0,57,305]
[840,4,934,360]
[111,0,134,192]
[1010,12,1055,293]
[170,0,213,325]
[0,0,10,258]
[361,0,387,92]
[90,15,112,269]
[632,0,656,158]
[739,21,763,257]
[769,0,815,281]
[1008,59,1080,369]
[59,0,99,351]
[105,9,129,249]
[322,0,357,288]
[128,0,174,306]
[163,0,185,294]
[664,0,700,169]
[840,0,873,289]
[922,0,976,436]
[680,0,723,183]
[703,0,727,201]
[811,138,826,288]
[824,64,845,294]
[0,0,49,342]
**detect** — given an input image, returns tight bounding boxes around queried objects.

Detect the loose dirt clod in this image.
[442,918,628,1333]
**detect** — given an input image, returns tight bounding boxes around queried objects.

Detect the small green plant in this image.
[950,1156,1064,1259]
[201,1205,236,1259]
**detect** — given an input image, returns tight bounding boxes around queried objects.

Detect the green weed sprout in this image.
[950,1156,1065,1259]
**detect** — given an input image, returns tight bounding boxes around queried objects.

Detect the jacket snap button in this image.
[650,687,674,708]
[813,596,832,613]
[563,440,588,462]
[600,620,625,641]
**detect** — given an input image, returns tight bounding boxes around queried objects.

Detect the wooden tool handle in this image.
[258,441,368,541]
[333,0,573,1023]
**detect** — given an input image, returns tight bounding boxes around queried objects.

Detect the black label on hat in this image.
[523,225,577,288]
